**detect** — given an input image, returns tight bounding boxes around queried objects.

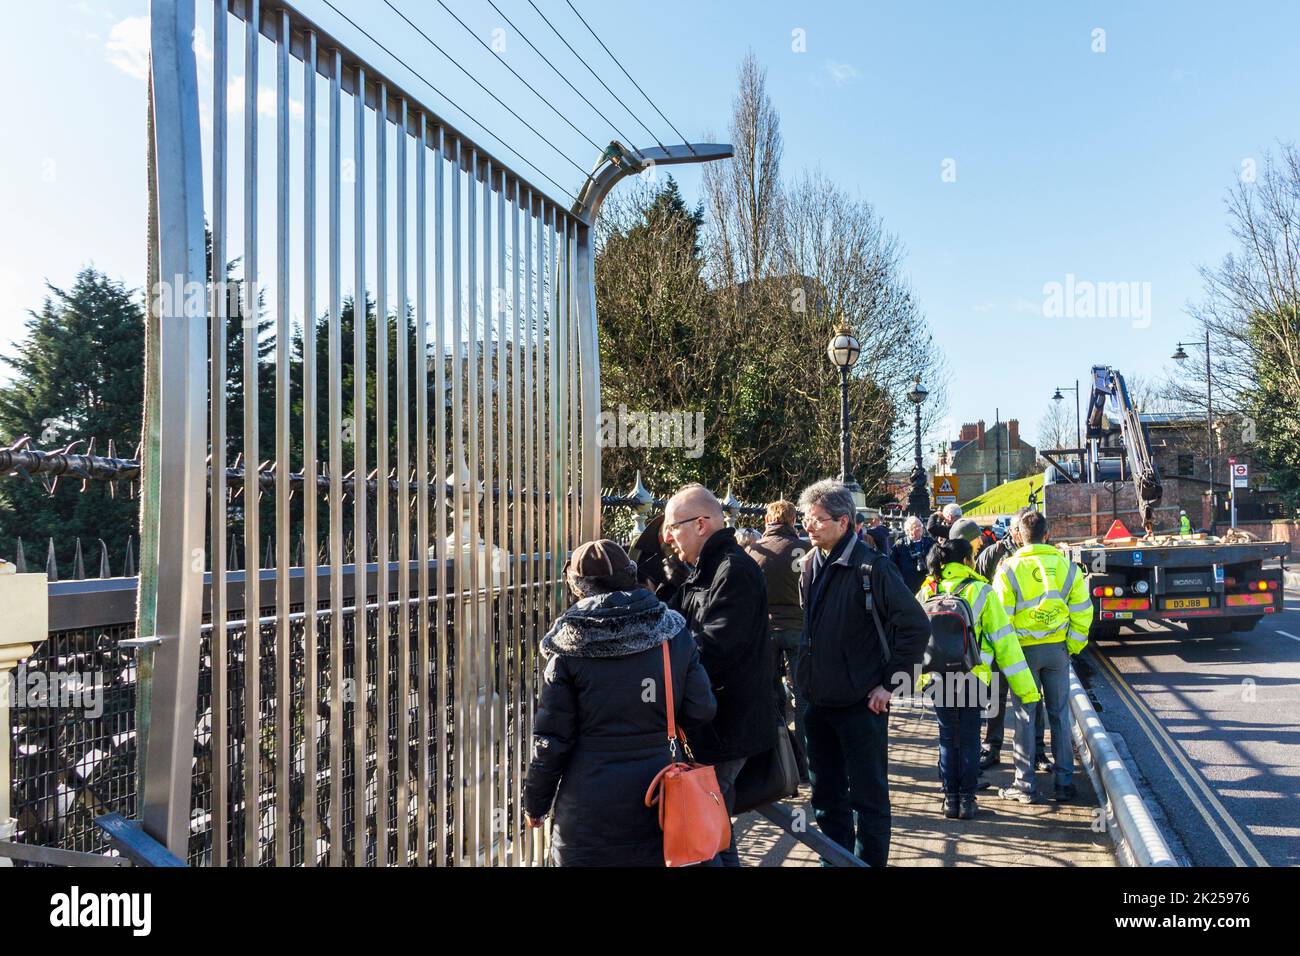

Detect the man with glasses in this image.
[661,484,776,866]
[796,479,930,866]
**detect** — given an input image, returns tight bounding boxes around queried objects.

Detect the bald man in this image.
[662,484,776,866]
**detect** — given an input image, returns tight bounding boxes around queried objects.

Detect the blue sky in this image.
[1,0,1297,457]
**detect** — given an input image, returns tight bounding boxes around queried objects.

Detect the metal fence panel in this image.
[141,0,597,866]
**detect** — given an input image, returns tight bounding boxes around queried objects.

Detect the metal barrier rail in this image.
[1068,661,1178,867]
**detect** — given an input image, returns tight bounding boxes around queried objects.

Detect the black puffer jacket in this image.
[797,532,931,707]
[666,528,777,763]
[523,588,716,867]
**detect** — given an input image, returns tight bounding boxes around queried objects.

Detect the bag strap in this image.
[661,640,694,762]
[859,551,892,665]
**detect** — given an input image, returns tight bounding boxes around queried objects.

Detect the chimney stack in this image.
[1008,419,1020,450]
[960,422,977,442]
[977,419,986,450]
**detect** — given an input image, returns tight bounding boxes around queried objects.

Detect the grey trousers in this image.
[1009,641,1074,789]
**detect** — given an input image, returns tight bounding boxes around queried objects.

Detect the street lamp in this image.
[906,375,930,517]
[1052,380,1082,478]
[826,319,862,497]
[1173,332,1215,531]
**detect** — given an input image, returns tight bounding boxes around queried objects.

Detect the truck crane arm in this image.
[1086,365,1164,535]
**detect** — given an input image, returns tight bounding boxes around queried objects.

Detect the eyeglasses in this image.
[804,512,841,528]
[665,514,707,534]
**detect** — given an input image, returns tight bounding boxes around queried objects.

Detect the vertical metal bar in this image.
[508,179,523,865]
[433,125,449,868]
[414,111,431,869]
[480,158,496,865]
[374,80,390,868]
[327,48,345,869]
[350,63,368,870]
[556,215,569,618]
[523,189,538,866]
[448,136,465,865]
[301,26,320,868]
[494,168,509,864]
[574,214,602,542]
[549,212,563,634]
[465,147,481,866]
[143,0,209,864]
[241,0,261,869]
[273,6,292,870]
[567,220,581,551]
[395,95,411,867]
[209,0,229,869]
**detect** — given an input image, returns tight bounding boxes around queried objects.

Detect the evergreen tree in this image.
[0,268,144,575]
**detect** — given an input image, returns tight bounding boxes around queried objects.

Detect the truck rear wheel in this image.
[1230,616,1262,633]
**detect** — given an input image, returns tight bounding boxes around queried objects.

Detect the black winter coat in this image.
[522,588,716,867]
[891,534,936,594]
[975,533,1017,581]
[666,528,777,763]
[797,532,932,707]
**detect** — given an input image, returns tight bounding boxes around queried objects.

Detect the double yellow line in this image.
[1091,648,1270,867]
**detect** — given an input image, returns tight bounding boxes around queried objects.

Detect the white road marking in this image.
[1274,630,1300,643]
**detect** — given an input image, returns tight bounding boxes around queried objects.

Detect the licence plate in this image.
[1164,597,1210,610]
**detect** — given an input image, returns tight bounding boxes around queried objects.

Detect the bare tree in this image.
[1167,144,1300,492]
[702,51,784,293]
[1036,400,1073,455]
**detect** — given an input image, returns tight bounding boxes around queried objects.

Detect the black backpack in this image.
[920,589,981,675]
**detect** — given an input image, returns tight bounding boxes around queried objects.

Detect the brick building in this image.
[947,419,1038,497]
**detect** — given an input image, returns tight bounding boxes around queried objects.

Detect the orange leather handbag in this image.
[643,642,731,867]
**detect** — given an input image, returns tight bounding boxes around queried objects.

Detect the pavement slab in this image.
[735,700,1116,867]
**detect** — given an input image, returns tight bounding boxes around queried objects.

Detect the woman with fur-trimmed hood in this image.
[522,539,716,866]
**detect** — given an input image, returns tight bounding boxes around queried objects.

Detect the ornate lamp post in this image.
[826,319,863,500]
[906,375,930,516]
[1173,332,1214,531]
[1052,380,1082,477]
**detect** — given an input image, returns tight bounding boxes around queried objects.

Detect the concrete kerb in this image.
[1068,661,1178,866]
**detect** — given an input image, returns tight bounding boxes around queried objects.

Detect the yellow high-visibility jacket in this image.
[917,563,1041,703]
[993,543,1092,654]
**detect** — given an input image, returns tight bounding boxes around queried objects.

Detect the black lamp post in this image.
[1052,380,1082,477]
[1173,331,1215,531]
[826,320,862,497]
[906,375,930,517]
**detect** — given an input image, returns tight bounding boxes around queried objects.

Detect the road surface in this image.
[1082,591,1300,866]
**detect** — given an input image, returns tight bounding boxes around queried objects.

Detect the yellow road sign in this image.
[933,475,958,504]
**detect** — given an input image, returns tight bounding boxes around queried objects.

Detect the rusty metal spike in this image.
[73,538,85,579]
[123,536,136,577]
[98,539,111,578]
[45,538,58,581]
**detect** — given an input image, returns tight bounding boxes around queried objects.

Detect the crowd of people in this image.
[523,479,1092,867]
